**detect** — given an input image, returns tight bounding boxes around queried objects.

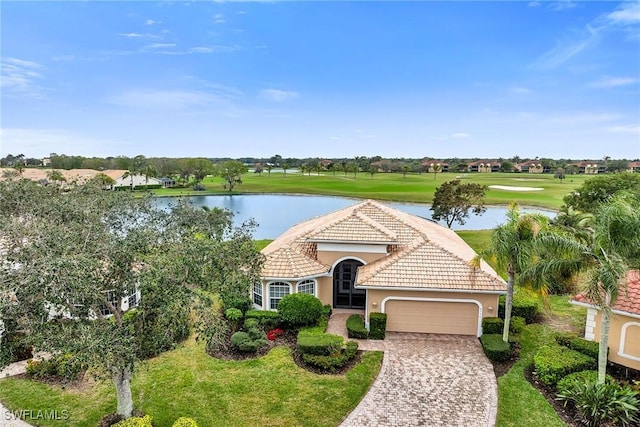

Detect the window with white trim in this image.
[297,279,315,295]
[100,290,118,316]
[128,287,139,308]
[253,283,263,307]
[269,282,290,310]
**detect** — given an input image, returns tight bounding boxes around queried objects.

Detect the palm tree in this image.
[477,203,549,342]
[432,163,442,180]
[2,169,20,180]
[523,194,640,383]
[142,165,157,189]
[46,169,66,187]
[402,164,411,178]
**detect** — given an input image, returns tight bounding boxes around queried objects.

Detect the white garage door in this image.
[385,299,479,335]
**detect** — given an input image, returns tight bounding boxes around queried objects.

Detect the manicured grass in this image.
[152,172,590,210]
[254,239,272,251]
[455,230,492,253]
[0,339,383,427]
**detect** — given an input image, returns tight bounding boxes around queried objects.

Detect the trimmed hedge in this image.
[245,310,281,329]
[173,417,198,427]
[570,337,601,359]
[301,341,359,373]
[321,304,332,318]
[369,312,387,340]
[533,344,596,386]
[113,415,153,427]
[25,354,85,380]
[346,314,368,339]
[278,293,323,327]
[297,332,343,356]
[499,290,540,324]
[557,370,615,393]
[482,317,504,335]
[555,332,578,348]
[479,334,511,362]
[230,328,267,353]
[509,316,526,334]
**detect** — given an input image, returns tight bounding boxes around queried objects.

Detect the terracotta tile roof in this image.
[261,199,506,292]
[0,168,127,183]
[262,247,329,279]
[307,211,397,243]
[572,270,640,316]
[356,237,505,291]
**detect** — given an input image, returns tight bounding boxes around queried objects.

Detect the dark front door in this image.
[333,259,365,309]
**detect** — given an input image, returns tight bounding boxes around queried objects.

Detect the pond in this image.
[154,194,555,240]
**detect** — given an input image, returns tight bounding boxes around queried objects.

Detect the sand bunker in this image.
[489,185,543,192]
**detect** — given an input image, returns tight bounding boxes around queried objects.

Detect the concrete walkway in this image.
[1,360,32,427]
[328,313,498,427]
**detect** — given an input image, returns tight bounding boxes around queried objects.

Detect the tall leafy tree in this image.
[431,179,487,228]
[214,160,248,192]
[563,173,640,213]
[477,204,549,342]
[523,194,640,383]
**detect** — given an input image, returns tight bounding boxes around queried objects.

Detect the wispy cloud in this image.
[510,86,533,95]
[549,1,577,12]
[1,57,46,98]
[432,132,471,141]
[145,19,161,26]
[608,125,640,135]
[533,25,600,69]
[590,76,639,88]
[214,13,225,24]
[259,89,299,102]
[546,112,622,124]
[118,32,161,40]
[144,43,177,49]
[0,128,125,158]
[451,132,470,139]
[107,89,219,110]
[606,2,640,25]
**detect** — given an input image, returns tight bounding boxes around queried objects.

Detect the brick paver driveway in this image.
[341,333,498,427]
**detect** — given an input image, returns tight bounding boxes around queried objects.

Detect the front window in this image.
[253,283,263,307]
[100,290,118,317]
[269,282,290,310]
[127,287,139,308]
[297,279,315,295]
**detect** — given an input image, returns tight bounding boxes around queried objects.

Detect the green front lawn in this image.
[0,339,382,427]
[152,172,589,210]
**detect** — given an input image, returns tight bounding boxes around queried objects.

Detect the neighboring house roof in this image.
[572,270,640,316]
[0,168,127,183]
[261,199,506,292]
[467,160,500,167]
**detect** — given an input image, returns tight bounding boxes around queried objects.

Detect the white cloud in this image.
[606,2,640,25]
[590,76,639,88]
[608,125,640,135]
[144,43,177,49]
[52,55,76,62]
[145,19,161,26]
[546,112,622,124]
[528,1,541,8]
[510,86,533,95]
[533,24,600,69]
[106,89,220,110]
[214,14,225,24]
[117,32,160,40]
[549,1,577,12]
[0,57,45,98]
[451,132,470,139]
[259,89,299,102]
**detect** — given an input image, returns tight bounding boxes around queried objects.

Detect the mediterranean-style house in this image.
[571,270,640,371]
[420,160,450,173]
[467,160,500,173]
[570,161,606,174]
[257,200,507,336]
[515,162,544,174]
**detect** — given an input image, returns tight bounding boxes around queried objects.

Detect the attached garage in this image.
[384,298,481,336]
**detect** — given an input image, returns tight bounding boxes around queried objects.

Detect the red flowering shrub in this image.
[267,328,284,341]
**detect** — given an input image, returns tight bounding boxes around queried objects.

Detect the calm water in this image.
[154,194,555,240]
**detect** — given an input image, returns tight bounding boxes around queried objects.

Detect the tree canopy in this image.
[215,160,248,191]
[563,173,640,213]
[431,179,487,228]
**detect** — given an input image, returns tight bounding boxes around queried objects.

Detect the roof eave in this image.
[307,239,398,245]
[354,285,506,294]
[570,300,640,320]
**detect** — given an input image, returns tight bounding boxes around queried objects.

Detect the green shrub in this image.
[482,317,504,335]
[230,331,267,353]
[555,332,578,348]
[113,415,153,427]
[301,341,359,373]
[220,292,252,313]
[278,293,323,327]
[224,308,242,322]
[557,381,639,427]
[509,316,526,334]
[369,312,387,340]
[570,337,602,359]
[301,317,328,335]
[243,318,259,330]
[297,332,343,356]
[172,417,198,427]
[321,304,332,318]
[245,310,281,329]
[479,334,511,362]
[346,315,368,339]
[533,344,596,386]
[25,354,85,380]
[557,370,615,392]
[0,322,32,364]
[499,290,540,323]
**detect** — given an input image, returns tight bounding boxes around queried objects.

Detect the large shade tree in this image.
[0,179,263,419]
[431,179,488,228]
[523,194,640,383]
[215,160,247,191]
[477,203,549,342]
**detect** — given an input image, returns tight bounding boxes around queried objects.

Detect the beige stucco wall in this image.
[591,310,640,371]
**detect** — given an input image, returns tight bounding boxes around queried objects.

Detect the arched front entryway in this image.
[333,259,365,309]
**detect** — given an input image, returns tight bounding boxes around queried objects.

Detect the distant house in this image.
[113,174,162,189]
[515,162,544,174]
[421,160,449,173]
[571,270,640,371]
[42,158,51,167]
[571,161,606,174]
[258,200,506,336]
[158,177,176,188]
[468,160,500,173]
[628,161,640,173]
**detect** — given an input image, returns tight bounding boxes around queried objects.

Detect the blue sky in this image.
[1,1,639,160]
